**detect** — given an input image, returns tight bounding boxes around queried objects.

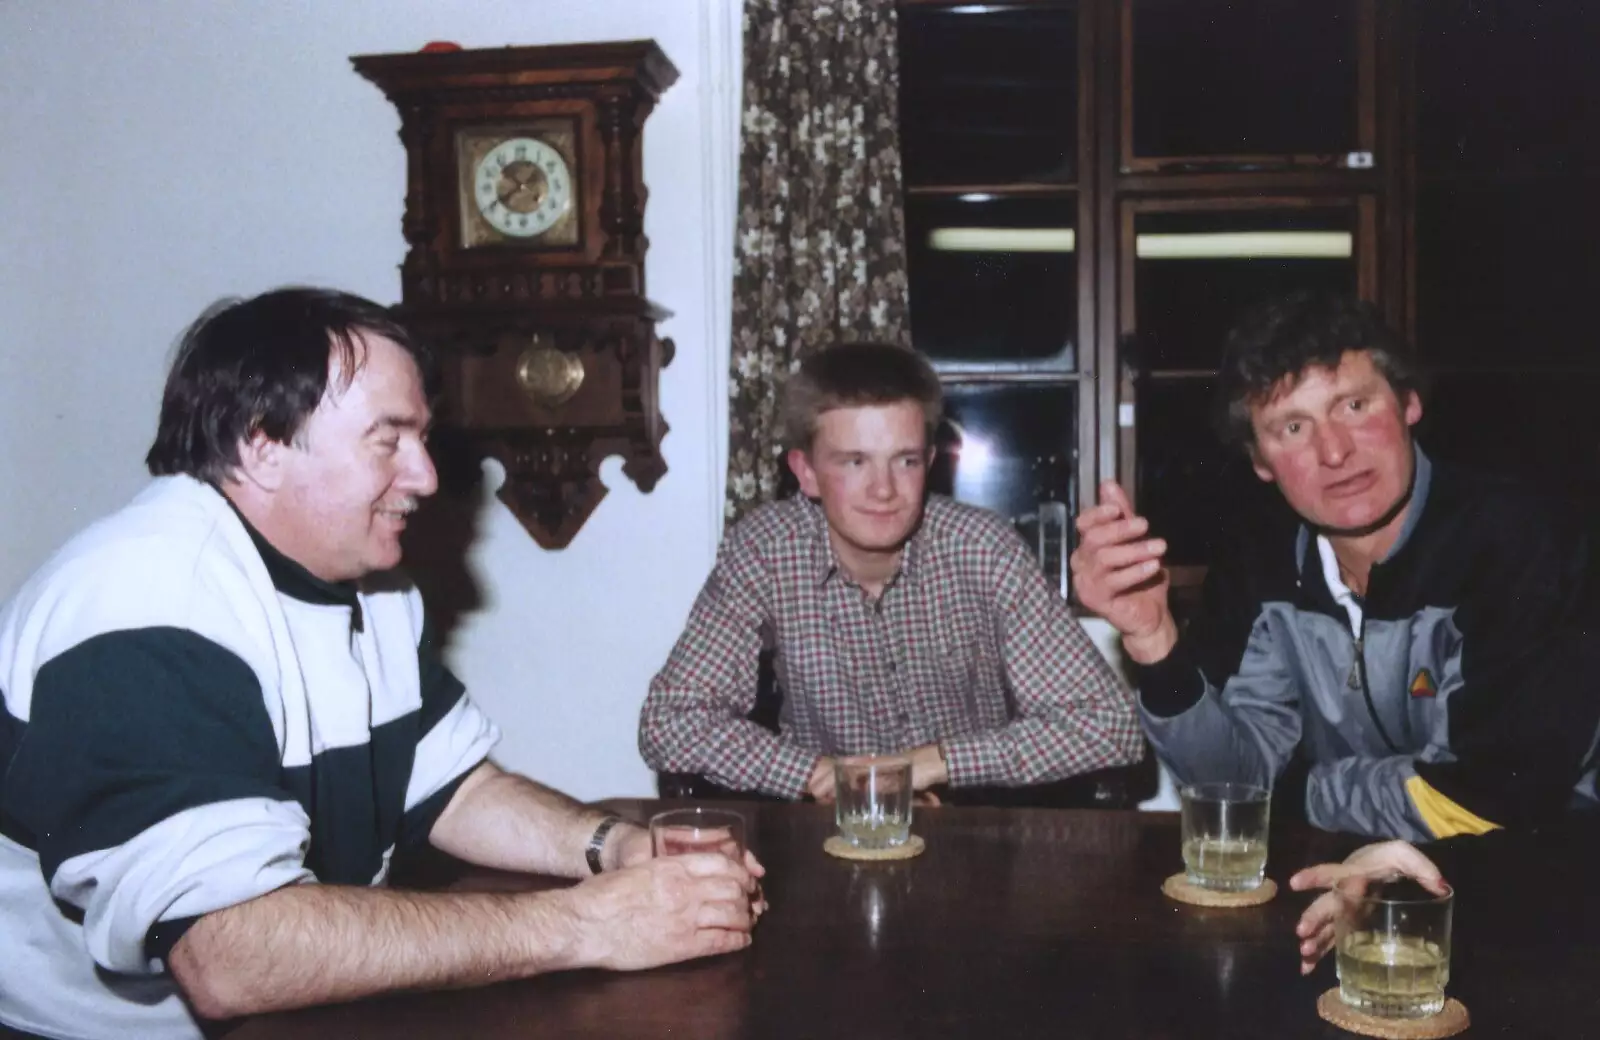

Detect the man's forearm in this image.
[640,698,816,798]
[1305,755,1434,843]
[942,705,1144,788]
[169,881,581,1020]
[428,762,613,878]
[1130,636,1209,718]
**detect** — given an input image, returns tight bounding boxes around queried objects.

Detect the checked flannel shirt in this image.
[638,494,1144,798]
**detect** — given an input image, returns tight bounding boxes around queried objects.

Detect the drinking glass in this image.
[834,755,913,850]
[1336,879,1454,1019]
[649,808,746,862]
[1179,782,1270,891]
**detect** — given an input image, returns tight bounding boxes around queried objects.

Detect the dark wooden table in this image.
[231,801,1600,1038]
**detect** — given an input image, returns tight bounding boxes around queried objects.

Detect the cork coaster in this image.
[1317,989,1469,1039]
[1161,872,1277,907]
[823,834,926,861]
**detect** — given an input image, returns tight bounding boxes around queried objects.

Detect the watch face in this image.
[473,137,572,238]
[457,123,581,249]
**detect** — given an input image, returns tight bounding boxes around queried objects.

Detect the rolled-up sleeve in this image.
[5,628,313,974]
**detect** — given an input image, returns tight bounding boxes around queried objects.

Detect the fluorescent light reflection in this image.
[927,227,1076,253]
[1135,231,1352,259]
[947,421,998,506]
[926,228,1352,259]
[956,434,994,475]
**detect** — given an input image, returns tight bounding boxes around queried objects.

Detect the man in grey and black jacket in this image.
[1071,291,1600,842]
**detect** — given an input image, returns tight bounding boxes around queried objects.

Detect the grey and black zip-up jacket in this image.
[1136,449,1600,842]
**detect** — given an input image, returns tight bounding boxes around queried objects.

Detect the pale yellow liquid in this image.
[1182,837,1267,891]
[839,810,910,850]
[1337,933,1449,1018]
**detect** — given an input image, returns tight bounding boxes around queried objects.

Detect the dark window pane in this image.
[1417,1,1600,177]
[908,195,1077,364]
[1133,207,1357,371]
[1413,1,1600,373]
[1131,0,1358,160]
[899,6,1078,185]
[932,383,1079,596]
[1416,179,1600,369]
[1418,372,1600,501]
[1135,378,1290,566]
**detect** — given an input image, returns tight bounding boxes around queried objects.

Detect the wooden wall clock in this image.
[352,41,679,549]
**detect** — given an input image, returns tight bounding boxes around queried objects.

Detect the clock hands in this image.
[496,160,548,214]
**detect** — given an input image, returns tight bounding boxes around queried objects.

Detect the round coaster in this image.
[1316,989,1470,1039]
[823,834,926,861]
[1161,872,1277,907]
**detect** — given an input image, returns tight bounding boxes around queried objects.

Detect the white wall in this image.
[0,0,741,799]
[0,1,1172,809]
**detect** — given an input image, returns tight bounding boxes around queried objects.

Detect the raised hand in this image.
[1289,841,1448,975]
[1069,480,1176,662]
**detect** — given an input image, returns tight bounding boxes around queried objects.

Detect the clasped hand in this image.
[569,833,768,971]
[805,744,946,805]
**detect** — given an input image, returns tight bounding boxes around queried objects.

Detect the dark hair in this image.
[1215,291,1424,448]
[781,342,943,450]
[145,287,434,484]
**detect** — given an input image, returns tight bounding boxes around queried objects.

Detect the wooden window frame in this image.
[1117,0,1378,174]
[896,0,1411,600]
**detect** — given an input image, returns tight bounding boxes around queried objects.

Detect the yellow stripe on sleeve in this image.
[1405,775,1502,838]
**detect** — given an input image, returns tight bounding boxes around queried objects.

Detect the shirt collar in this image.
[1315,533,1364,636]
[799,494,927,590]
[224,496,364,620]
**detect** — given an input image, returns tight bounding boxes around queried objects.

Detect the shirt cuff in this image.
[939,732,1001,788]
[1131,639,1208,718]
[767,740,823,800]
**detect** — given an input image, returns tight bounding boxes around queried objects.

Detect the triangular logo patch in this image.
[1409,668,1438,699]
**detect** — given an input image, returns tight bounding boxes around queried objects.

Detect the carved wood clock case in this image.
[352,42,680,549]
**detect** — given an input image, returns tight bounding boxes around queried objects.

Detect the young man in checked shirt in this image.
[638,343,1143,803]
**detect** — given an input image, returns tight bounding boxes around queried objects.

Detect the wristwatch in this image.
[585,814,625,875]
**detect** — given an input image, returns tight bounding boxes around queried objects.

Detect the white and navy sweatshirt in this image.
[0,476,499,1039]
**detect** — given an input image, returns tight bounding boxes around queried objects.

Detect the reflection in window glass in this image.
[1131,0,1357,161]
[933,384,1079,597]
[899,6,1078,186]
[908,196,1077,364]
[1135,378,1289,567]
[1134,208,1357,371]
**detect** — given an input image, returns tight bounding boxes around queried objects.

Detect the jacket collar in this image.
[1294,444,1432,579]
[223,495,364,626]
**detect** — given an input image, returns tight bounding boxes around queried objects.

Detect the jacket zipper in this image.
[1350,620,1400,753]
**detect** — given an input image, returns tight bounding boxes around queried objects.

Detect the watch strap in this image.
[585,814,625,875]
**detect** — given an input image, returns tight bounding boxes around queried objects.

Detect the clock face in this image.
[472,137,574,239]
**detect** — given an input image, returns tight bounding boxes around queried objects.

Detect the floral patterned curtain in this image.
[724,0,912,523]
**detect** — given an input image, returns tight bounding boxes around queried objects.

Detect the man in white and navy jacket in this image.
[0,288,761,1040]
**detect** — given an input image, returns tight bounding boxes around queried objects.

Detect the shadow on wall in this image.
[399,427,488,653]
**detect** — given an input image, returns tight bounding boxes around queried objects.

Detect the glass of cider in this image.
[649,808,746,863]
[1179,782,1270,891]
[834,755,914,850]
[1336,878,1454,1019]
